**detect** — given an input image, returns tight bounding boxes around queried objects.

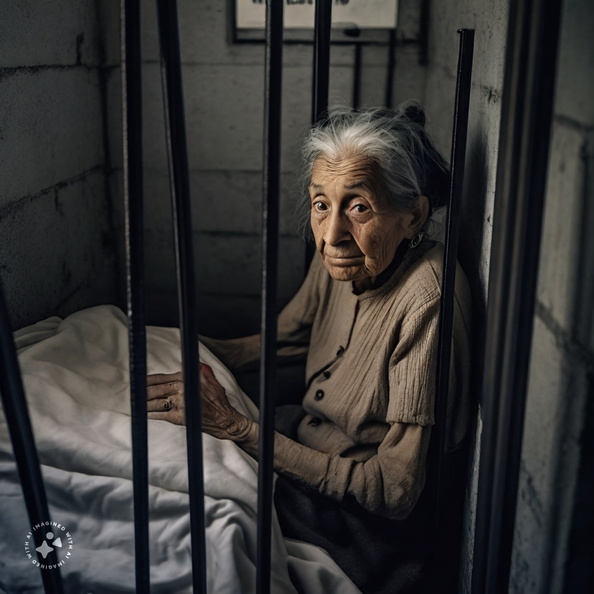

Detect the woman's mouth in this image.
[324,254,364,266]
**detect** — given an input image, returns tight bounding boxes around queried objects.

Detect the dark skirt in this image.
[274,407,467,594]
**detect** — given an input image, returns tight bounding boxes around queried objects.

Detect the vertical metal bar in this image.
[384,28,396,109]
[306,0,333,269]
[0,285,64,593]
[471,0,563,592]
[432,28,474,522]
[155,2,207,593]
[257,1,283,592]
[311,0,332,123]
[121,1,151,590]
[418,0,430,66]
[352,44,362,109]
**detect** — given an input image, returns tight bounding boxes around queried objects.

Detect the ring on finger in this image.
[163,399,171,411]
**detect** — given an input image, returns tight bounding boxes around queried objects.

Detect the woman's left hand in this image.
[147,364,251,440]
[147,371,186,425]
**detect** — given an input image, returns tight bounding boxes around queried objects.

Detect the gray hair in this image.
[297,102,450,235]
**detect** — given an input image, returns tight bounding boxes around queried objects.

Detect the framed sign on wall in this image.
[233,0,399,44]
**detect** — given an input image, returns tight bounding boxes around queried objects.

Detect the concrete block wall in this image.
[0,1,119,330]
[424,0,507,299]
[511,0,594,591]
[424,0,593,592]
[106,0,428,336]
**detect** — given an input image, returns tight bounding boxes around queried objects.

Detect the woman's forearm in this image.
[230,418,260,458]
[200,335,261,371]
[231,421,430,520]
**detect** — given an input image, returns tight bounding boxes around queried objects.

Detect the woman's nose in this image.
[324,211,351,245]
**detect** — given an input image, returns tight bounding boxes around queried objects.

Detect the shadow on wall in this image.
[460,131,489,383]
[552,130,594,592]
[453,122,490,594]
[572,135,594,350]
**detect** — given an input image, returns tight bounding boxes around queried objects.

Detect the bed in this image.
[0,304,361,593]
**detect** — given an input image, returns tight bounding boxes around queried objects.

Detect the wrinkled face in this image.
[309,156,416,291]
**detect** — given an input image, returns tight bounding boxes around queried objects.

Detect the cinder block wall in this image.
[512,0,594,591]
[424,1,594,592]
[0,1,120,330]
[108,0,428,336]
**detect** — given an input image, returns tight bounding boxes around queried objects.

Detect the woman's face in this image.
[309,156,424,291]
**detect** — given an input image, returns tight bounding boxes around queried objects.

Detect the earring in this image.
[409,228,426,249]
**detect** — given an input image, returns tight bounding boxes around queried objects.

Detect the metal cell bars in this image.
[155,1,207,593]
[471,0,563,592]
[311,0,332,124]
[121,0,150,591]
[257,1,284,592]
[305,0,333,268]
[125,0,306,591]
[0,285,64,593]
[430,28,474,528]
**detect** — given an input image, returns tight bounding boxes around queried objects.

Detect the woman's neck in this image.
[352,239,411,294]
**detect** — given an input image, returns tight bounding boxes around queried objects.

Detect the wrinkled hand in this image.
[147,371,186,425]
[147,364,251,440]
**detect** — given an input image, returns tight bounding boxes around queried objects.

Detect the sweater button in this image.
[322,370,331,379]
[314,390,324,401]
[336,346,344,356]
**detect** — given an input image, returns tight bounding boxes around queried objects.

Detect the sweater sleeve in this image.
[386,295,441,426]
[271,422,431,520]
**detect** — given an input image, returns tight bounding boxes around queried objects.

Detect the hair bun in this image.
[403,103,426,127]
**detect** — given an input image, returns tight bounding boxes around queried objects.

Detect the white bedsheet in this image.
[0,305,360,594]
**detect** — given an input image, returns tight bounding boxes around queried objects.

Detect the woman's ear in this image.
[400,195,430,239]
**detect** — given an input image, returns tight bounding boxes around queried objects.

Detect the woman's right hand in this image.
[198,363,252,440]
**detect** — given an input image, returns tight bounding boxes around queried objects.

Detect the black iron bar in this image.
[352,43,362,109]
[471,0,563,592]
[311,0,332,123]
[0,285,64,593]
[306,0,333,270]
[419,0,430,67]
[432,28,474,526]
[121,1,151,590]
[384,28,396,109]
[256,1,284,592]
[156,2,207,593]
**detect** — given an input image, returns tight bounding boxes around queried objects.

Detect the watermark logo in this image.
[24,521,74,570]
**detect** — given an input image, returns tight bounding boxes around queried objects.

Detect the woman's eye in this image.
[352,203,368,213]
[313,201,327,211]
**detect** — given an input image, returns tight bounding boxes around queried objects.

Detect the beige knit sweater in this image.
[204,241,472,519]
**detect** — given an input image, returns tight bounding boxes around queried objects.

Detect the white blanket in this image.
[0,305,360,594]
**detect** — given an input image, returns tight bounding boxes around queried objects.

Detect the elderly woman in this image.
[147,102,472,594]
